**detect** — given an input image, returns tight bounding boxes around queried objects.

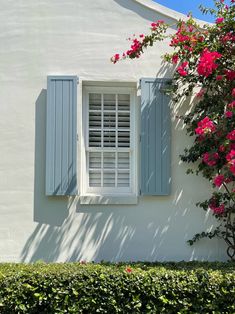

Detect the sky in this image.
[153,0,229,22]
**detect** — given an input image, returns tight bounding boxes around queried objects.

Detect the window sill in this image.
[79,194,138,205]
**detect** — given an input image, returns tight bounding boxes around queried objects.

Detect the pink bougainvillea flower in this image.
[126,267,132,273]
[195,117,216,135]
[197,49,222,77]
[213,174,225,187]
[203,152,219,166]
[111,53,120,64]
[226,149,235,161]
[212,204,225,215]
[196,89,205,98]
[228,101,235,109]
[177,61,189,76]
[227,130,235,140]
[225,70,235,81]
[232,88,235,98]
[216,17,224,24]
[216,75,223,81]
[151,20,164,30]
[225,111,233,118]
[219,145,226,152]
[171,54,179,64]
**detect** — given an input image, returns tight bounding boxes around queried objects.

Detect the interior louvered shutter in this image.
[46,75,77,196]
[88,92,131,188]
[140,78,171,195]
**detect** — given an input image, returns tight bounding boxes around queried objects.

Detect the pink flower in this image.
[227,130,235,140]
[219,145,226,152]
[151,20,164,30]
[172,54,179,64]
[226,149,235,161]
[196,89,205,98]
[195,117,216,135]
[228,101,235,109]
[197,49,222,77]
[232,88,235,98]
[212,204,225,215]
[216,75,223,81]
[225,70,235,81]
[213,175,224,187]
[225,111,233,118]
[203,152,219,166]
[177,61,189,76]
[216,17,224,24]
[111,53,120,64]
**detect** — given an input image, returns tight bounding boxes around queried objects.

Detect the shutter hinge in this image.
[139,134,141,142]
[77,134,79,141]
[139,189,141,195]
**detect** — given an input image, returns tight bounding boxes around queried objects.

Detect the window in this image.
[80,85,137,201]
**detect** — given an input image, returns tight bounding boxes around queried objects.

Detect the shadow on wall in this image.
[113,0,176,25]
[21,66,224,262]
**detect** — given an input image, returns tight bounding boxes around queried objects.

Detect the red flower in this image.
[196,89,205,98]
[216,75,223,81]
[226,149,235,161]
[213,175,225,187]
[212,204,225,215]
[195,117,216,135]
[232,88,235,98]
[216,17,224,24]
[177,61,189,76]
[228,101,235,109]
[111,54,120,64]
[203,152,219,166]
[172,54,179,64]
[227,130,235,140]
[126,267,132,273]
[197,49,222,77]
[225,111,233,118]
[225,70,235,81]
[219,145,226,152]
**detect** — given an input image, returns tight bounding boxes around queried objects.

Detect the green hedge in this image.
[0,262,235,313]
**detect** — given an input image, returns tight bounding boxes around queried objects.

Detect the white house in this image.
[0,0,226,262]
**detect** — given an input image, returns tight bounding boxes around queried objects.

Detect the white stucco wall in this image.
[0,0,226,262]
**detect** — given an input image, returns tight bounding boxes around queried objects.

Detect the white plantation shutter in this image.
[87,92,131,191]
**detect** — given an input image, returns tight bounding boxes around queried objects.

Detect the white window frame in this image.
[80,85,138,203]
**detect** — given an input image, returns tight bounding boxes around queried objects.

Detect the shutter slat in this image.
[140,78,171,195]
[46,75,77,196]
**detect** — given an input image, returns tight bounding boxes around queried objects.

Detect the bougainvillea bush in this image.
[112,1,235,259]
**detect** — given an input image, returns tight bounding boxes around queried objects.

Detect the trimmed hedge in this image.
[0,262,235,313]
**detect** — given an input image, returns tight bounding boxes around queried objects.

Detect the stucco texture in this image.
[0,0,226,262]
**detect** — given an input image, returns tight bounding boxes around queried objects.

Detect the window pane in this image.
[118,112,130,129]
[89,130,101,147]
[89,152,101,169]
[104,94,115,111]
[89,171,101,187]
[89,93,101,110]
[89,111,101,129]
[103,171,115,187]
[103,152,115,169]
[118,131,130,147]
[104,131,116,147]
[117,171,129,187]
[118,152,129,169]
[104,112,116,129]
[118,94,130,111]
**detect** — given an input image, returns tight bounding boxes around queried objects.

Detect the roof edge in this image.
[132,0,209,25]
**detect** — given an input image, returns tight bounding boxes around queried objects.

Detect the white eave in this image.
[133,0,209,25]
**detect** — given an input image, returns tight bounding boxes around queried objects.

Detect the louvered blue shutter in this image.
[140,78,171,195]
[46,76,77,196]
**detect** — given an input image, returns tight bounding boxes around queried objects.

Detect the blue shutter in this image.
[140,78,171,195]
[46,75,77,196]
